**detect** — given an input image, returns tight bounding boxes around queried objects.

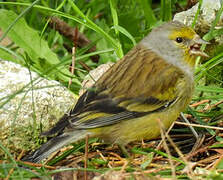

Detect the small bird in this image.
[22,21,208,163]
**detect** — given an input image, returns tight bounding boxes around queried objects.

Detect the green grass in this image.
[0,0,223,179]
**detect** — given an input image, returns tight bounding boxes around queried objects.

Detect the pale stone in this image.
[0,60,77,155]
[173,0,223,34]
[79,62,114,96]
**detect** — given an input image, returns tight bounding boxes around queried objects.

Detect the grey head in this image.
[140,21,201,77]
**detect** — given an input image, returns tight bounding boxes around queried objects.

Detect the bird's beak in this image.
[189,35,209,57]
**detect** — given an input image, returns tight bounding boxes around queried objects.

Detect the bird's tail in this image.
[21,130,88,163]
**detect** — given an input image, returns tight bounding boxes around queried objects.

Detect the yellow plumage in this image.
[88,45,194,144]
[22,21,208,163]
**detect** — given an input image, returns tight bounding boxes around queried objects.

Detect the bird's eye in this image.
[176,37,183,43]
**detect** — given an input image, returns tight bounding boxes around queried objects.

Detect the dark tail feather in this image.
[41,114,70,136]
[22,130,87,163]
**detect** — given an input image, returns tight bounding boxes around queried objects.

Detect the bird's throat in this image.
[184,51,196,68]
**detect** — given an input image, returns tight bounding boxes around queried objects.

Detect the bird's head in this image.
[141,21,209,70]
[168,23,209,66]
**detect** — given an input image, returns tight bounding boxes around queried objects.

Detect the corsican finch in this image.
[22,21,208,163]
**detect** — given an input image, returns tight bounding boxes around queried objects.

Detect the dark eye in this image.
[176,37,183,43]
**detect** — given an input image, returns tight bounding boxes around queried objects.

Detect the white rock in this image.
[79,62,114,96]
[0,60,76,155]
[174,0,223,33]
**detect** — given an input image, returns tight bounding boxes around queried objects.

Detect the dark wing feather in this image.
[70,94,176,129]
[75,99,176,129]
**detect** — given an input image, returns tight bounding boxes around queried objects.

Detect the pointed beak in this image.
[189,35,209,57]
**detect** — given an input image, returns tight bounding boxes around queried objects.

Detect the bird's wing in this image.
[66,45,185,129]
[70,94,177,129]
